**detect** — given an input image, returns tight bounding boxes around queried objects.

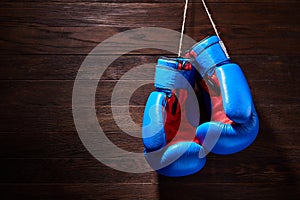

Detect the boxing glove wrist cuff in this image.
[188,35,230,77]
[154,57,194,94]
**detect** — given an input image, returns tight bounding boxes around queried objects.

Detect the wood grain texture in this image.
[2,0,299,2]
[0,2,298,27]
[0,55,299,80]
[0,0,299,199]
[0,80,299,107]
[0,3,299,55]
[1,25,298,55]
[0,182,298,200]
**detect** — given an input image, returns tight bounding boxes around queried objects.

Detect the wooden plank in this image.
[0,25,298,55]
[0,155,298,184]
[0,158,158,184]
[0,79,299,107]
[0,104,298,133]
[1,0,298,3]
[0,55,298,81]
[157,182,299,200]
[0,129,298,159]
[0,183,159,200]
[0,55,159,80]
[0,183,298,200]
[0,183,158,200]
[0,3,298,27]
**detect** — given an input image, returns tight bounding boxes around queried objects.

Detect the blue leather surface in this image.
[191,36,230,76]
[142,57,206,177]
[190,35,259,155]
[142,90,206,177]
[142,92,167,152]
[196,104,259,155]
[155,57,195,93]
[157,142,206,177]
[216,64,252,123]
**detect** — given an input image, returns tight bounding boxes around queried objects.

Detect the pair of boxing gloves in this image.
[142,36,259,177]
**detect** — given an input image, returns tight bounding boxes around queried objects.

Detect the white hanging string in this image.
[201,0,230,58]
[178,0,189,57]
[201,0,219,39]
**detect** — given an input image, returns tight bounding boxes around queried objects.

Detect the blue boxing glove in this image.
[186,36,259,155]
[142,57,206,177]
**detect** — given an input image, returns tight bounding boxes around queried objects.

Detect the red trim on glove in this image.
[164,89,199,145]
[200,73,233,124]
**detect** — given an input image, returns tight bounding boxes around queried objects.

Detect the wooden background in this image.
[0,0,299,199]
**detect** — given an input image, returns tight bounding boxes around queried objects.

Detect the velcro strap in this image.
[154,57,194,92]
[189,35,230,76]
